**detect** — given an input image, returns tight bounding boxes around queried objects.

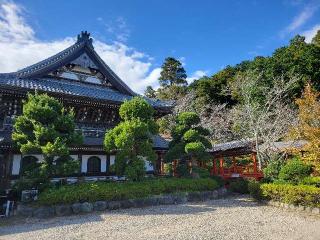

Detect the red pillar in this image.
[252,152,258,174]
[219,156,224,176]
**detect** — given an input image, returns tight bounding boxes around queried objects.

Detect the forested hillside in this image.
[144,31,320,165]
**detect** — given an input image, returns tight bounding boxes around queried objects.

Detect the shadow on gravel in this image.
[0,213,104,236]
[0,195,259,236]
[115,195,259,216]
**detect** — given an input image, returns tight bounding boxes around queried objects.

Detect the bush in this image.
[229,179,249,194]
[38,178,219,205]
[176,164,190,177]
[261,183,320,207]
[248,180,263,200]
[300,177,320,187]
[192,167,210,178]
[278,158,312,184]
[124,157,146,181]
[263,159,285,182]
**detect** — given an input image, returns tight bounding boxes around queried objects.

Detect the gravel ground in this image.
[0,195,320,240]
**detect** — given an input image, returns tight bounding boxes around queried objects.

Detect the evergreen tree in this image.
[12,93,82,178]
[144,85,157,98]
[104,97,158,181]
[159,57,187,87]
[165,112,212,175]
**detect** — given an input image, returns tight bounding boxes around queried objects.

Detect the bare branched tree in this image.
[230,72,299,167]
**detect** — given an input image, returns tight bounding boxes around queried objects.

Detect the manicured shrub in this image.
[263,159,285,182]
[229,179,249,194]
[261,183,320,207]
[248,180,263,200]
[278,158,312,184]
[300,177,320,187]
[38,178,219,205]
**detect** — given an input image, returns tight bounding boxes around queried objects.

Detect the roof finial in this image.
[77,31,93,46]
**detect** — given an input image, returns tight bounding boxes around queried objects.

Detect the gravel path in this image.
[1,195,320,240]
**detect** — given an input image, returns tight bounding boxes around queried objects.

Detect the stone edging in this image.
[16,187,228,219]
[266,200,320,215]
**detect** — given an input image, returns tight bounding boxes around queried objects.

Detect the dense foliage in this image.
[261,183,320,207]
[38,178,220,205]
[12,93,82,178]
[104,97,158,181]
[278,157,312,184]
[189,34,320,105]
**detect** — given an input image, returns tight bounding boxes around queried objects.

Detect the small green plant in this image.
[229,179,249,194]
[278,157,312,184]
[248,180,263,200]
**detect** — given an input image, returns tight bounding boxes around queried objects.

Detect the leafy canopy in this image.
[104,97,158,181]
[12,93,82,177]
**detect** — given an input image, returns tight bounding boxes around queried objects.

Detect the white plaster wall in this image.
[141,156,154,171]
[12,154,22,175]
[110,155,115,165]
[81,155,106,173]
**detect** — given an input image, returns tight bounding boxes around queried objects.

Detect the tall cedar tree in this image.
[104,97,158,181]
[12,93,82,177]
[159,57,187,87]
[165,112,212,173]
[288,83,320,173]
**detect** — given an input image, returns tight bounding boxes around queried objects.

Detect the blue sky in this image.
[0,0,320,93]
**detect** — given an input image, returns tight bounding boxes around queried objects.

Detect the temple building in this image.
[0,31,172,188]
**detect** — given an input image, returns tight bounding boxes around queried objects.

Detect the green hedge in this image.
[261,183,320,207]
[38,178,219,205]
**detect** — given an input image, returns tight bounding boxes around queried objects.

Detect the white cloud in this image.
[0,2,160,94]
[280,3,319,37]
[302,24,320,43]
[186,70,208,84]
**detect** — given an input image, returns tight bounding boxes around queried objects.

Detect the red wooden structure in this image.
[209,140,263,180]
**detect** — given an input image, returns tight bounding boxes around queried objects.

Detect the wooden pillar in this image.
[252,152,258,174]
[219,156,224,176]
[172,160,177,177]
[211,158,217,176]
[160,153,164,175]
[232,155,236,172]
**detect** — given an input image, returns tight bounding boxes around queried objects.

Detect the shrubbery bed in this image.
[261,183,320,207]
[38,178,220,205]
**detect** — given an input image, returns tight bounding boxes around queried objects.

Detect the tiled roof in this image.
[0,129,169,150]
[0,31,173,109]
[210,140,254,152]
[0,75,172,108]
